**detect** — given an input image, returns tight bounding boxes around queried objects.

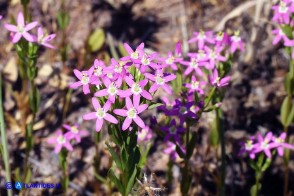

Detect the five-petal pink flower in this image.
[5,12,38,43]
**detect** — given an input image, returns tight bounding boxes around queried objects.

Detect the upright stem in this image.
[254,171,261,196]
[283,126,289,196]
[216,109,226,196]
[0,73,13,196]
[283,54,294,196]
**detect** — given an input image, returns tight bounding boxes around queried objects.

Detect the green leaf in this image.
[176,144,185,159]
[118,42,128,56]
[280,96,291,127]
[261,158,272,172]
[284,73,294,95]
[210,117,219,147]
[282,25,293,39]
[187,132,197,159]
[106,143,122,170]
[203,105,218,112]
[57,11,70,30]
[171,72,182,94]
[286,103,294,126]
[88,28,105,52]
[148,103,163,110]
[108,169,124,194]
[125,166,138,195]
[127,147,140,175]
[138,143,151,167]
[249,159,258,171]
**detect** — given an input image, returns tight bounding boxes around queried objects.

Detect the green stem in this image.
[284,126,289,196]
[0,73,13,196]
[216,109,226,196]
[254,171,261,196]
[204,87,216,108]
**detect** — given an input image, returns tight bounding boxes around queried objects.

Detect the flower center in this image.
[71,126,79,134]
[209,51,216,59]
[261,139,269,149]
[155,74,165,85]
[127,107,137,119]
[179,106,188,115]
[165,56,174,65]
[131,50,139,59]
[245,140,253,151]
[94,66,103,76]
[141,55,150,65]
[190,58,198,68]
[57,135,66,144]
[198,31,206,40]
[215,77,220,85]
[18,26,25,33]
[107,73,113,79]
[198,50,206,59]
[131,83,142,95]
[275,138,284,143]
[191,81,199,89]
[279,2,288,13]
[81,74,90,85]
[114,65,123,73]
[96,108,106,119]
[216,32,224,41]
[170,126,177,134]
[107,83,118,96]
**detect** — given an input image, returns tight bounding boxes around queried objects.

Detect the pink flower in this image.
[214,31,229,46]
[160,52,182,70]
[272,132,294,156]
[91,59,106,78]
[252,132,279,158]
[188,50,209,62]
[184,75,205,95]
[275,28,290,45]
[188,30,214,49]
[63,124,89,143]
[123,42,144,62]
[229,31,244,53]
[205,46,227,70]
[272,1,291,24]
[138,126,153,142]
[114,97,148,131]
[70,68,94,94]
[162,119,185,143]
[138,53,159,73]
[47,130,73,154]
[210,69,230,87]
[239,137,257,159]
[121,76,152,100]
[37,27,56,49]
[144,69,176,94]
[180,57,205,76]
[83,98,118,132]
[94,77,123,103]
[4,12,38,43]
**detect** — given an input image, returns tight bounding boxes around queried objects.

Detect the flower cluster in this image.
[156,30,243,160]
[70,43,177,132]
[240,132,294,159]
[47,124,88,154]
[5,12,56,48]
[271,1,294,57]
